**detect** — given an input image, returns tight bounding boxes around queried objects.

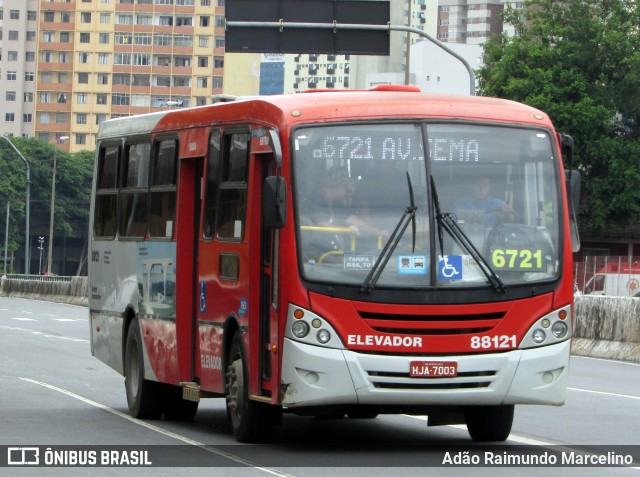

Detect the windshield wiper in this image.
[361,172,417,293]
[430,176,507,294]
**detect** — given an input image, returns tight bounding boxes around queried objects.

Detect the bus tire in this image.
[162,385,199,421]
[124,317,163,419]
[225,331,274,443]
[465,405,514,442]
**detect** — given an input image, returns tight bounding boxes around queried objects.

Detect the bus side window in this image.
[119,142,150,239]
[94,145,119,239]
[217,131,249,240]
[203,130,221,239]
[149,139,177,239]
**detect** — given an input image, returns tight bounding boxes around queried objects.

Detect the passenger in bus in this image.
[452,176,515,228]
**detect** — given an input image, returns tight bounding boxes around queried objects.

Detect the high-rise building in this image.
[29,0,225,152]
[0,0,39,138]
[437,0,504,45]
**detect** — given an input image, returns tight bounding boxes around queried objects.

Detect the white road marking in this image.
[54,318,76,322]
[569,387,640,400]
[19,378,295,477]
[12,318,36,321]
[0,325,89,343]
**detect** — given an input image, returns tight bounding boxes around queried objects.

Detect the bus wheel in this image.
[162,385,198,421]
[465,405,514,442]
[124,317,163,419]
[225,331,274,443]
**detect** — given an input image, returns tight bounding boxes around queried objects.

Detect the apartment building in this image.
[437,0,504,44]
[0,0,39,138]
[29,0,225,152]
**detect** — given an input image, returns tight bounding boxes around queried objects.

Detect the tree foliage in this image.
[0,137,94,257]
[478,0,640,235]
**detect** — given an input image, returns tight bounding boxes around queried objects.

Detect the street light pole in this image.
[0,136,31,274]
[46,136,69,275]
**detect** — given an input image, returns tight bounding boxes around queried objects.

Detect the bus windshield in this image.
[293,122,561,290]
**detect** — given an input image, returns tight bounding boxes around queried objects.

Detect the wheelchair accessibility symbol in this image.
[199,281,206,313]
[439,256,462,280]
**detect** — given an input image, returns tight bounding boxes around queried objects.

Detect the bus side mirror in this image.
[263,176,286,229]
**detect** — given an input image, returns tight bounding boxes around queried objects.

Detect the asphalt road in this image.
[0,296,638,476]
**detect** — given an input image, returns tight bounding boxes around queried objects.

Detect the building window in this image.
[81,12,92,23]
[23,114,33,123]
[80,32,90,43]
[99,33,110,44]
[25,72,35,82]
[112,93,130,106]
[100,13,111,24]
[215,37,225,48]
[99,53,110,64]
[199,36,209,47]
[56,113,66,124]
[7,71,17,81]
[43,31,55,42]
[213,77,223,88]
[9,30,18,40]
[27,31,36,41]
[40,113,51,124]
[214,56,224,68]
[200,16,210,27]
[79,52,90,63]
[7,51,18,61]
[77,93,89,104]
[97,94,108,105]
[78,73,90,84]
[57,93,68,104]
[6,92,16,101]
[60,52,70,63]
[43,12,55,22]
[197,77,207,88]
[96,114,108,125]
[97,73,109,85]
[198,56,209,67]
[27,11,37,21]
[60,32,70,42]
[5,113,15,122]
[77,113,88,125]
[117,14,133,25]
[24,92,34,103]
[10,10,19,20]
[76,134,87,146]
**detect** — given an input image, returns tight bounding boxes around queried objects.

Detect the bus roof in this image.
[96,87,554,141]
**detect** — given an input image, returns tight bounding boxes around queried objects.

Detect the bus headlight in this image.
[551,321,568,339]
[532,329,546,344]
[316,329,331,344]
[519,305,572,349]
[285,304,345,349]
[292,320,310,338]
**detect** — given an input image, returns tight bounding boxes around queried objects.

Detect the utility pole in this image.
[47,136,69,275]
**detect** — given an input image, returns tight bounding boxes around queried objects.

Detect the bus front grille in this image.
[358,311,505,335]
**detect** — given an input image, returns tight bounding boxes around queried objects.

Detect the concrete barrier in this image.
[572,295,640,363]
[0,275,88,306]
[1,277,638,362]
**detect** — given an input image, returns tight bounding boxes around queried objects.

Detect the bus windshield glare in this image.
[293,122,560,289]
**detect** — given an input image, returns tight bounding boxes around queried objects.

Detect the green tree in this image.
[478,0,640,235]
[0,137,94,273]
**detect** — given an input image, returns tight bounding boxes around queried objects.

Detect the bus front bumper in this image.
[281,338,570,408]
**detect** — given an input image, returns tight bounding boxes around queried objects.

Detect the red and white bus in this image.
[89,85,579,442]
